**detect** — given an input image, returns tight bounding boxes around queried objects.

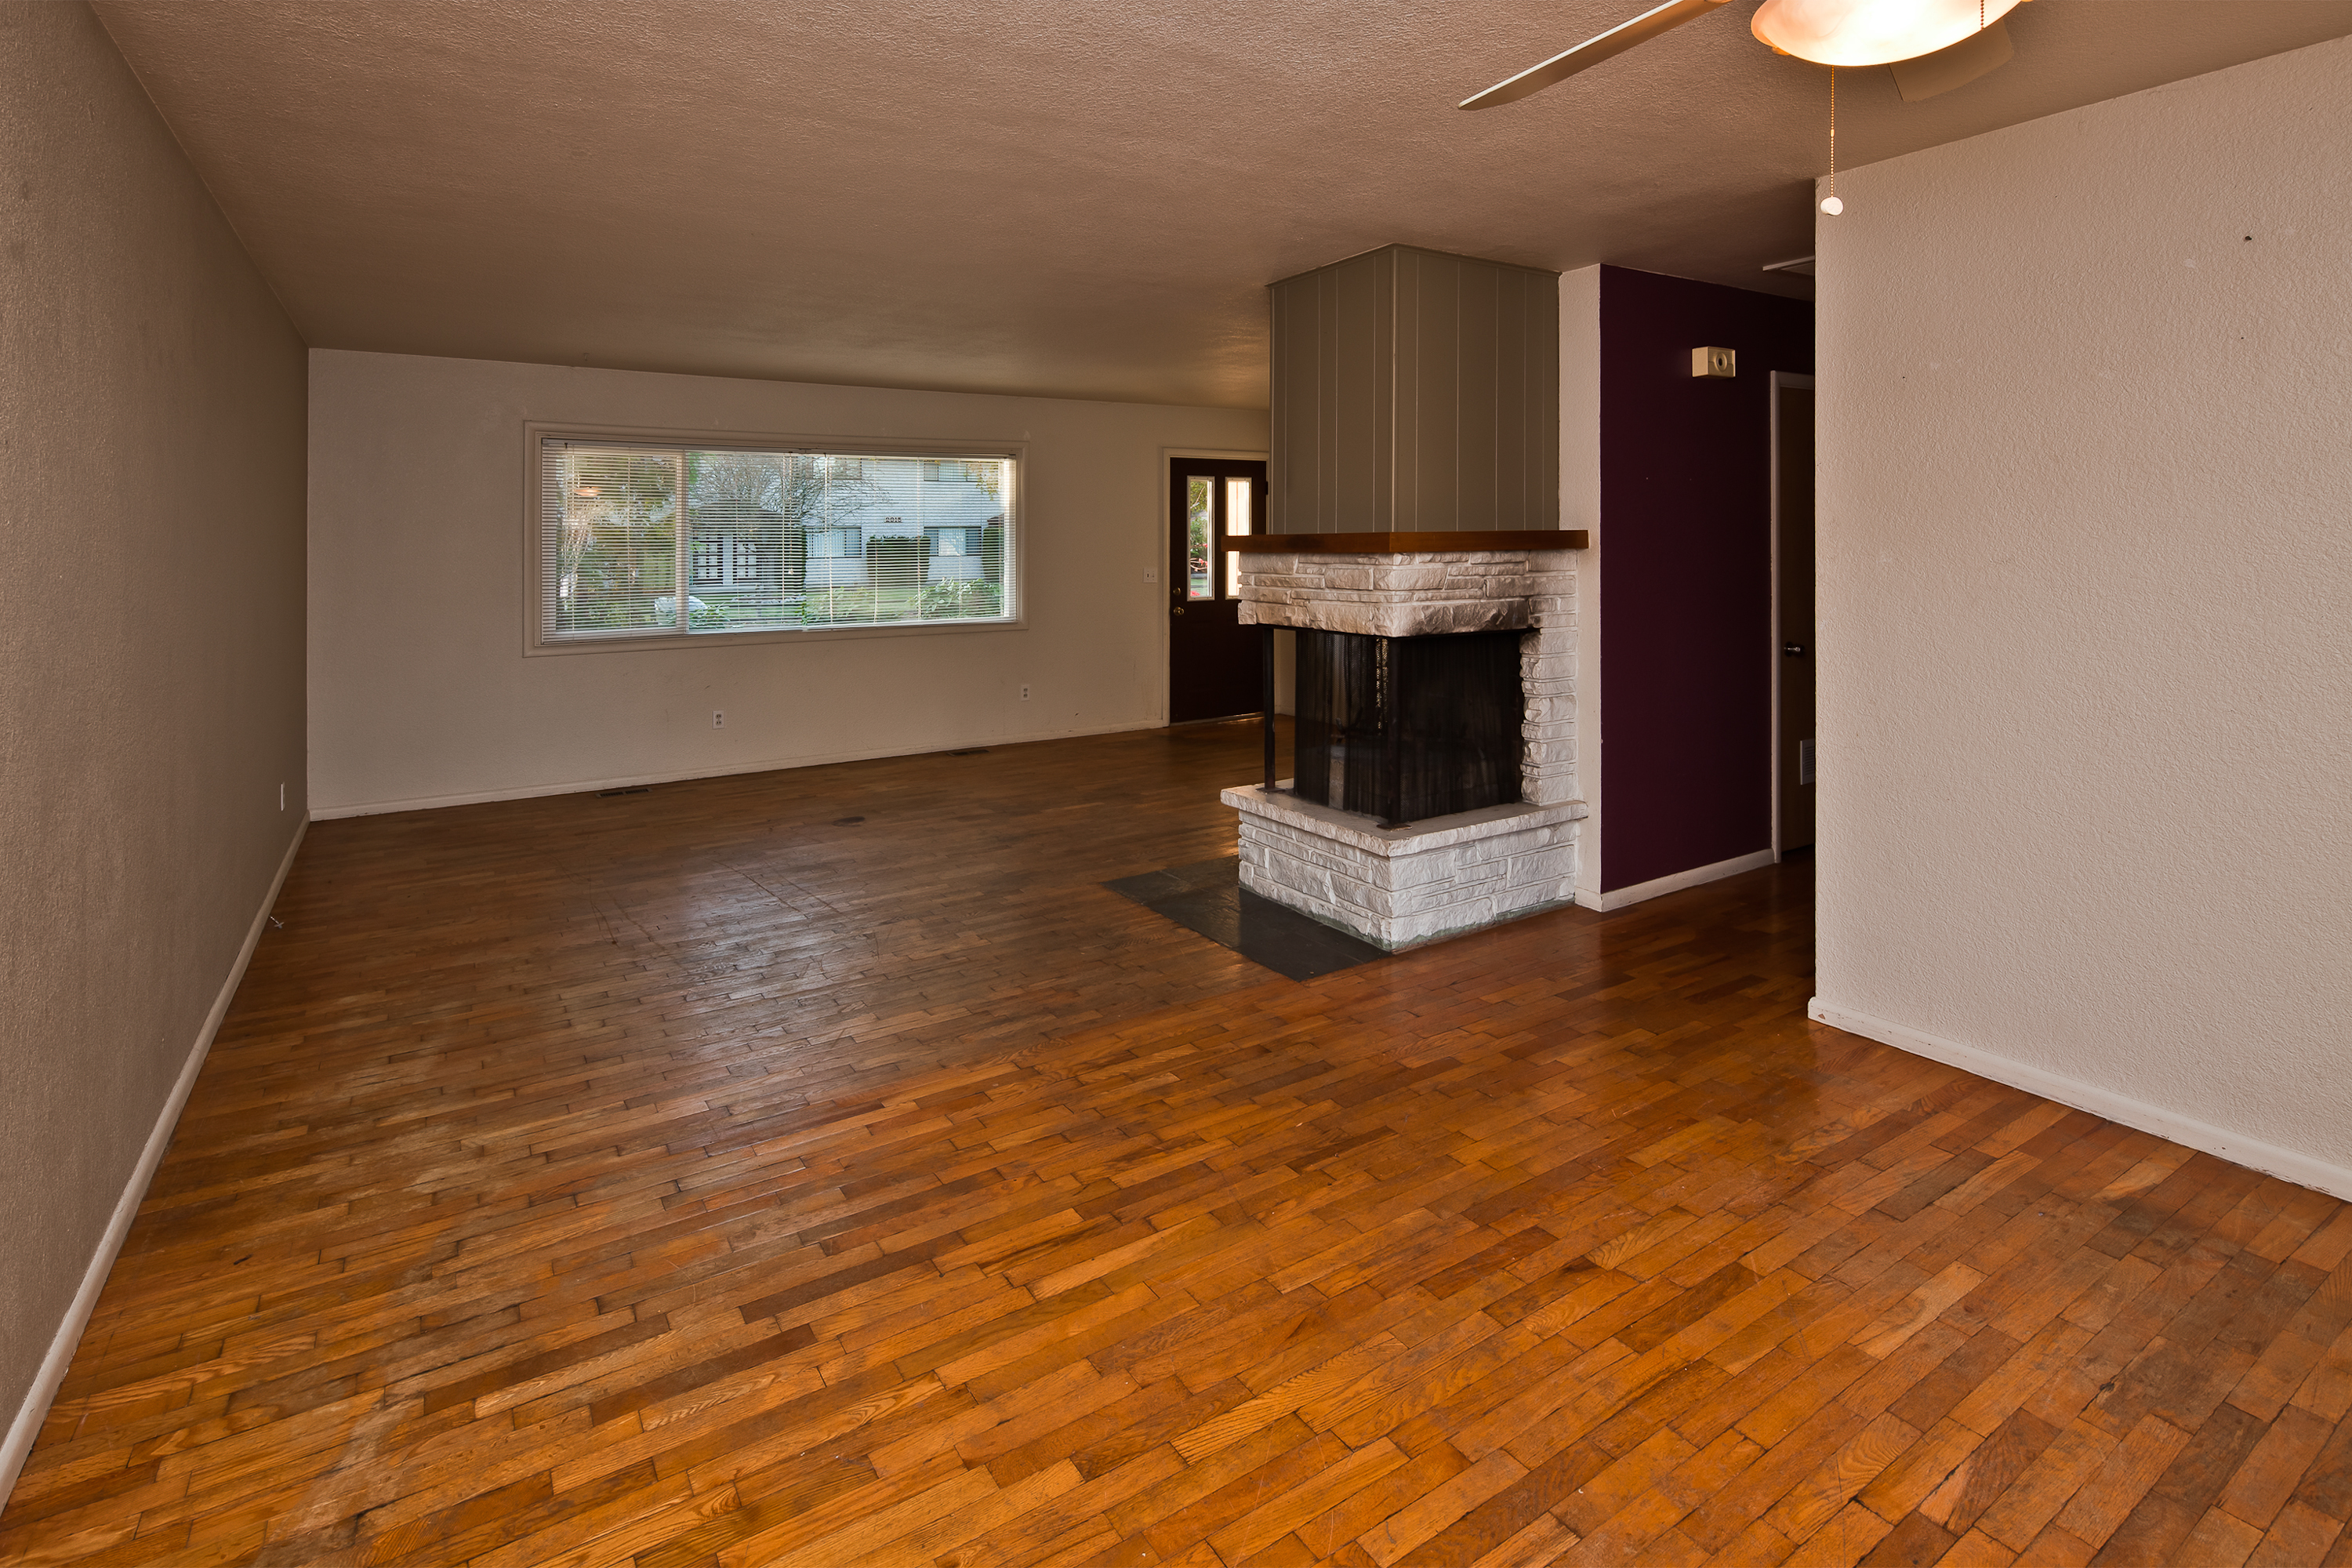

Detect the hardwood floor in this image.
[6,722,2349,1568]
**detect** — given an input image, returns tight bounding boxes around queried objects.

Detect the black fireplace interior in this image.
[1294,629,1522,825]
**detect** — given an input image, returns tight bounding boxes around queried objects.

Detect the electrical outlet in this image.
[713,710,725,729]
[1143,566,1158,583]
[1020,685,1031,702]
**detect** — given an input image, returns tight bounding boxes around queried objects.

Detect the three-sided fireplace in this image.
[1217,242,1590,949]
[1221,543,1586,950]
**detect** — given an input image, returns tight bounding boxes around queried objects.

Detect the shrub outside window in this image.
[534,435,1018,644]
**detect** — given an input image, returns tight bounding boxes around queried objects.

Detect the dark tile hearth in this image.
[1103,855,1385,981]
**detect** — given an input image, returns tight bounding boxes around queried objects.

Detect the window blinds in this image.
[538,438,1017,643]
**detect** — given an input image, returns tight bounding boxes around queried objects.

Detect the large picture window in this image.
[534,434,1018,645]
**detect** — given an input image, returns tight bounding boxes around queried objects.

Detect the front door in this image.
[1168,458,1269,723]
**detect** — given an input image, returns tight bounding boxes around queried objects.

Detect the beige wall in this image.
[307,350,1266,815]
[0,2,308,1471]
[1813,38,2352,1192]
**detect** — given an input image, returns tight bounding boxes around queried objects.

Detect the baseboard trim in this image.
[1573,848,1775,913]
[307,720,1171,819]
[0,818,309,1502]
[1809,998,2352,1203]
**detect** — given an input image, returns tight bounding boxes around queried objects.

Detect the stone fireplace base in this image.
[1221,782,1586,951]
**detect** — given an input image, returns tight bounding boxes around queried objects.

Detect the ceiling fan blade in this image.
[1460,0,1731,110]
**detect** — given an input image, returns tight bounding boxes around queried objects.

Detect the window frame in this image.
[523,422,1027,656]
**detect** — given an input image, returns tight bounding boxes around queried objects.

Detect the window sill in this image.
[526,614,1029,657]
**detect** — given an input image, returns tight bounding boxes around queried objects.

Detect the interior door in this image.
[1168,458,1269,723]
[1774,380,1816,852]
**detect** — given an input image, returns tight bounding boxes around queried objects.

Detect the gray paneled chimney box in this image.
[1268,243,1560,539]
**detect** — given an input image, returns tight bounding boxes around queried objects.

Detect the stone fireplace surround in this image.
[1225,543,1586,950]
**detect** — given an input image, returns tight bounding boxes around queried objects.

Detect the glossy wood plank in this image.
[3,720,2346,1568]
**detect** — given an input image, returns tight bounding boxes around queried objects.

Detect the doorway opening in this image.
[1772,372,1817,858]
[1167,456,1268,724]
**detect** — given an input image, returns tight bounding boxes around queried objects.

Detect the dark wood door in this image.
[1168,459,1268,723]
[1776,387,1816,851]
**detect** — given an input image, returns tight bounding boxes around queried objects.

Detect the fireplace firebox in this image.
[1294,629,1523,826]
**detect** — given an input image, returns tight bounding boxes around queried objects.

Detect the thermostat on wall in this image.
[1691,347,1737,379]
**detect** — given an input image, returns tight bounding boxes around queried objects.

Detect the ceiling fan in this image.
[1460,0,2026,216]
[1460,0,2024,111]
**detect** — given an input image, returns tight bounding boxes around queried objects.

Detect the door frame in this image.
[1157,446,1270,724]
[1769,373,1816,862]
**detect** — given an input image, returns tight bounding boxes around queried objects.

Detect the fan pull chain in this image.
[1820,66,1843,215]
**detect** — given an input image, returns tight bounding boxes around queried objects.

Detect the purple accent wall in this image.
[1599,266,1813,892]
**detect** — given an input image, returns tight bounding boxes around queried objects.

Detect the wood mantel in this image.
[1232,529,1589,554]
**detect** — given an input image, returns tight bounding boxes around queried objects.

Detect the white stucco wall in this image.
[308,352,1267,815]
[1813,38,2352,1191]
[0,2,308,1485]
[1560,265,1604,906]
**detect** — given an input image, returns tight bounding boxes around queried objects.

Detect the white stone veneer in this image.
[1222,785,1588,950]
[1225,547,1584,948]
[1236,550,1552,638]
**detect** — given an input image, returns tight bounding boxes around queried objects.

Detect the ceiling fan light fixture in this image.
[1751,0,2020,67]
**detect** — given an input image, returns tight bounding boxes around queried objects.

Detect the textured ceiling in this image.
[96,0,2352,407]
